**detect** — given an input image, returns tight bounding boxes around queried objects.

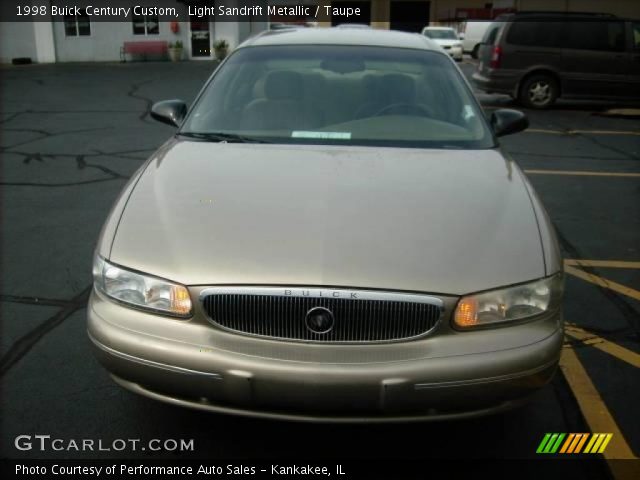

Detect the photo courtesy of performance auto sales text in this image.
[1,0,639,479]
[14,462,346,477]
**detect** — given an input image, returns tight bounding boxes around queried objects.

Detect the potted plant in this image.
[168,41,183,62]
[213,39,229,60]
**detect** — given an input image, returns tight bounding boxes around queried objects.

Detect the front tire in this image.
[519,74,558,109]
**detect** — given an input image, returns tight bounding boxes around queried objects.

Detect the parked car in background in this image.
[472,12,640,108]
[460,20,492,58]
[421,26,464,61]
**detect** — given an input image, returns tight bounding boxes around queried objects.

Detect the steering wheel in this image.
[374,103,433,117]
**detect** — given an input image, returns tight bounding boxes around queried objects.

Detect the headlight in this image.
[454,275,563,329]
[93,255,192,317]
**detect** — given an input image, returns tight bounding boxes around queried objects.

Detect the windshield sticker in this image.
[463,105,475,120]
[292,131,352,140]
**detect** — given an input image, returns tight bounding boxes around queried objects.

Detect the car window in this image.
[506,21,565,48]
[482,23,501,45]
[566,21,626,51]
[633,22,640,50]
[424,29,458,40]
[182,45,493,149]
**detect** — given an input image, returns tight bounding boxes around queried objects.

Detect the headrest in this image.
[382,74,416,103]
[264,71,303,100]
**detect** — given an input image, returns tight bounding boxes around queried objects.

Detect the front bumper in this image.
[88,288,563,421]
[445,47,463,60]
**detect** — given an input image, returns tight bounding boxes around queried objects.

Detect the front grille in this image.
[201,287,443,343]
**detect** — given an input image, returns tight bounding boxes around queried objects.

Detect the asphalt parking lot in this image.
[0,59,638,474]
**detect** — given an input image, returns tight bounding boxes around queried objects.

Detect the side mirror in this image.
[491,109,529,137]
[458,33,465,40]
[150,100,187,127]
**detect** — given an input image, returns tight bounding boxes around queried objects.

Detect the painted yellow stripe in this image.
[599,434,614,454]
[584,433,599,453]
[565,325,640,369]
[526,128,640,136]
[574,434,589,453]
[560,345,636,461]
[560,433,576,453]
[524,169,640,178]
[564,265,640,302]
[564,259,640,269]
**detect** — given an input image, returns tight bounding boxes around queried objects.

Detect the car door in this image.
[561,20,631,98]
[499,19,565,72]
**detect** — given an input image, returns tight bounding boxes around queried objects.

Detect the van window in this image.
[566,21,626,51]
[633,22,640,50]
[506,21,565,48]
[482,23,501,45]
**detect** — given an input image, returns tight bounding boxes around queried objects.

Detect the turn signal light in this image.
[171,286,192,316]
[454,297,478,328]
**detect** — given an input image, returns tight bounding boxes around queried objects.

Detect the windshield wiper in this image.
[179,132,271,143]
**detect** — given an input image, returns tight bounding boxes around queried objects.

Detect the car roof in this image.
[423,26,456,30]
[239,27,441,51]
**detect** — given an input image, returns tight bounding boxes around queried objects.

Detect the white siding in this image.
[52,20,191,62]
[0,22,37,63]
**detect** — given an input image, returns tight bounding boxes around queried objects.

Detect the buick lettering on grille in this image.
[200,287,443,343]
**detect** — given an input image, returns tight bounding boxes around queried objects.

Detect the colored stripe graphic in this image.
[560,434,576,453]
[536,433,552,453]
[537,434,613,454]
[574,434,589,453]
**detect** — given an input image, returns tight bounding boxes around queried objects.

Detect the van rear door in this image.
[476,22,503,74]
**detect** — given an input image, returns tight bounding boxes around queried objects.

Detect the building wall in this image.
[53,21,189,62]
[0,22,37,63]
[329,0,639,26]
[436,0,640,18]
[49,0,268,62]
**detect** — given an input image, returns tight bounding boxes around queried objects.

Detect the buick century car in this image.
[88,28,563,421]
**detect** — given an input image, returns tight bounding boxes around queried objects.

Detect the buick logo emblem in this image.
[305,307,334,334]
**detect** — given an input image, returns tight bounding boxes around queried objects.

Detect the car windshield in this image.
[423,29,458,40]
[182,45,493,149]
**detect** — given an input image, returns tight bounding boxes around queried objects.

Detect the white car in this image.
[421,26,463,61]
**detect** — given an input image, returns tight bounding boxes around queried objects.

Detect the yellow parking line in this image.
[526,128,640,136]
[564,265,640,302]
[565,325,640,369]
[524,170,640,178]
[564,259,640,269]
[560,345,637,463]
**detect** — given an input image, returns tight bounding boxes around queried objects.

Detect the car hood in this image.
[110,140,545,295]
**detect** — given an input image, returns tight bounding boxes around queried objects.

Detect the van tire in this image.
[471,44,480,59]
[519,74,559,109]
